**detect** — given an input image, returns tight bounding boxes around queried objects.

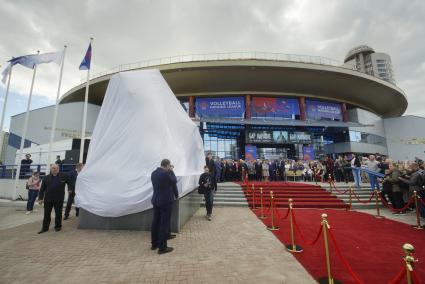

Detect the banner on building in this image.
[246,130,273,144]
[245,145,257,161]
[306,100,342,120]
[303,146,315,161]
[196,97,245,118]
[289,132,312,143]
[251,97,299,119]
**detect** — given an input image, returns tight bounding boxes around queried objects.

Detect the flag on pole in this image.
[79,43,92,70]
[1,63,11,84]
[8,51,63,69]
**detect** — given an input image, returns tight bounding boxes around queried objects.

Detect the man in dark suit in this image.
[64,163,83,220]
[277,159,286,181]
[150,159,178,254]
[37,164,70,233]
[205,153,216,190]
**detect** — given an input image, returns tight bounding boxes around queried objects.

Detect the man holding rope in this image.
[398,162,425,218]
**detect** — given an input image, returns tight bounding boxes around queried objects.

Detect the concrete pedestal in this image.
[78,188,202,232]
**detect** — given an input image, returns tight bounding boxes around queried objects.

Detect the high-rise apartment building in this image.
[343,45,395,84]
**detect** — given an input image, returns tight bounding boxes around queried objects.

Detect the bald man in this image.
[37,164,70,234]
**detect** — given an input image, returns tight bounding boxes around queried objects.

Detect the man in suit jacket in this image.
[64,163,83,220]
[150,159,178,254]
[37,164,70,233]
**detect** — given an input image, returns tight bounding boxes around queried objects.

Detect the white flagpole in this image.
[0,64,13,153]
[13,51,39,200]
[47,45,67,166]
[79,38,93,163]
[0,64,13,132]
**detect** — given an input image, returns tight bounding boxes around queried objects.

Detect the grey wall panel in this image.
[384,116,425,161]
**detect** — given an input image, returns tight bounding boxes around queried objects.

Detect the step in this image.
[213,201,248,207]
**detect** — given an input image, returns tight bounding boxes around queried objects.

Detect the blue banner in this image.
[245,145,257,161]
[306,100,342,120]
[196,97,245,118]
[303,146,315,161]
[252,97,299,119]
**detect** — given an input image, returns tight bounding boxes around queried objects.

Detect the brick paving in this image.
[0,207,315,284]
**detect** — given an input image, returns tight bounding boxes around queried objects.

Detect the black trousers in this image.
[392,191,404,210]
[64,193,79,217]
[151,203,173,250]
[42,201,63,230]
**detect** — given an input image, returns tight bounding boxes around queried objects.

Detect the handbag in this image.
[197,185,205,194]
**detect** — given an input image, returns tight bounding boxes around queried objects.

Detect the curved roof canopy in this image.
[60,59,407,118]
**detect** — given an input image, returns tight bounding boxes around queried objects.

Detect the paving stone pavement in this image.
[0,207,315,284]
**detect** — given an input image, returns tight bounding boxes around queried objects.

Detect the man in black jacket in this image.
[199,166,215,220]
[64,163,83,220]
[37,164,70,233]
[150,159,178,254]
[205,153,216,190]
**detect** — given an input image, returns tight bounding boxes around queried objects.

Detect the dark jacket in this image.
[68,170,78,193]
[199,172,214,192]
[399,169,424,192]
[206,158,215,175]
[151,168,178,207]
[39,172,70,202]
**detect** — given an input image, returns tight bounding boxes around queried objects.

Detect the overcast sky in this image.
[1,0,424,130]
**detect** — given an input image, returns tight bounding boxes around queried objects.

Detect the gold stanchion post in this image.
[267,191,279,231]
[286,198,303,253]
[348,187,353,211]
[328,175,332,193]
[374,189,384,219]
[317,214,342,284]
[252,184,256,209]
[258,187,266,219]
[403,243,416,284]
[412,191,424,229]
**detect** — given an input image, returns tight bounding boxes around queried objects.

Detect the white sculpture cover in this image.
[76,69,205,217]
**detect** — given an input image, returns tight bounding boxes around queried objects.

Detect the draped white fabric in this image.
[76,69,204,217]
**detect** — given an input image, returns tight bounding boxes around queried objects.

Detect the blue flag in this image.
[79,43,92,70]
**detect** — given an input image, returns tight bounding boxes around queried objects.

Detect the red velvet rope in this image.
[411,270,421,284]
[351,190,375,204]
[379,194,414,212]
[387,265,406,284]
[327,229,364,284]
[291,210,323,246]
[274,205,290,220]
[330,181,350,194]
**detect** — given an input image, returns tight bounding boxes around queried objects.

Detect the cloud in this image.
[0,0,424,116]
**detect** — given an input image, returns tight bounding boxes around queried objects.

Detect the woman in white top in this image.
[26,172,41,214]
[262,160,270,182]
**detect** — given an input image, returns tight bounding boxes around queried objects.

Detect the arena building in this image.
[4,47,425,164]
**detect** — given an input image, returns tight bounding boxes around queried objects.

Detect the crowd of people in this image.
[20,151,423,256]
[206,153,425,218]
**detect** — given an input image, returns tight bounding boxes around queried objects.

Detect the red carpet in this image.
[240,182,348,209]
[252,208,425,283]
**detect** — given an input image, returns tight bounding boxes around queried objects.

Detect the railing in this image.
[82,51,349,83]
[0,164,77,179]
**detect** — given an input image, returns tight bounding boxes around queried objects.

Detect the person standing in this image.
[64,163,83,220]
[20,154,33,178]
[365,155,381,191]
[199,165,215,221]
[262,160,269,182]
[150,159,178,254]
[351,154,362,188]
[37,164,70,233]
[205,153,216,190]
[25,172,41,214]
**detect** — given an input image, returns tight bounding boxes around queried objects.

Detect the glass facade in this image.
[186,96,386,160]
